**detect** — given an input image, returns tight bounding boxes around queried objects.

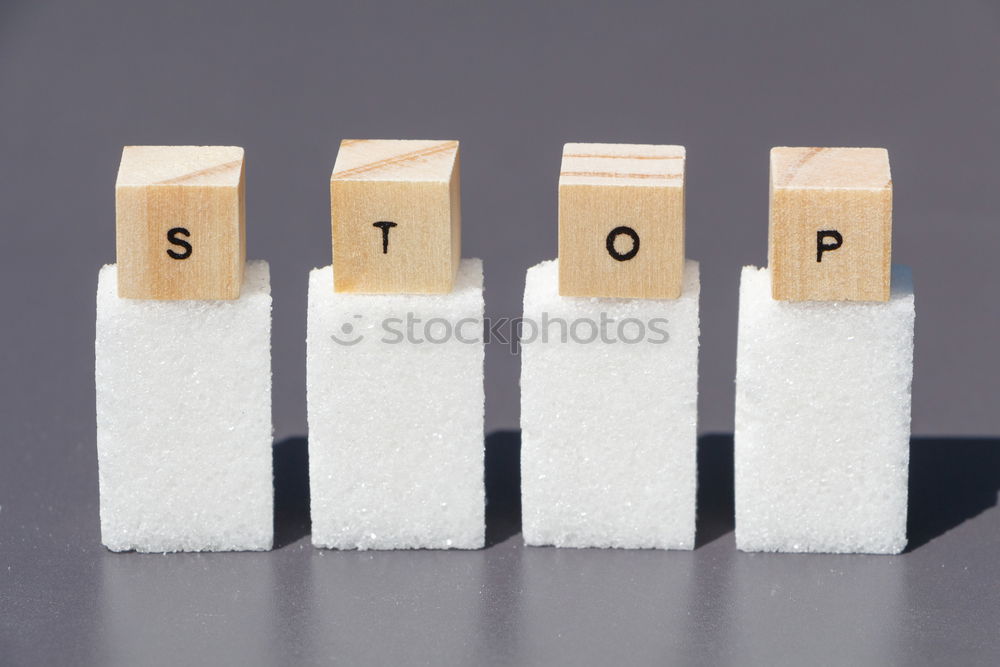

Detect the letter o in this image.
[606,226,640,261]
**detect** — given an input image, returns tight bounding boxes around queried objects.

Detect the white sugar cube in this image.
[734,265,915,554]
[520,259,700,549]
[306,259,485,550]
[95,261,273,552]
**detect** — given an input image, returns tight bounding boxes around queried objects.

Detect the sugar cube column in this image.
[96,146,273,552]
[521,143,699,549]
[308,140,485,550]
[735,147,915,554]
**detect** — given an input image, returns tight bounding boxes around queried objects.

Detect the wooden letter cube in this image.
[115,146,246,300]
[558,143,685,299]
[330,139,461,294]
[768,147,892,302]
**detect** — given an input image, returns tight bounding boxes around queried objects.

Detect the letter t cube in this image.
[330,139,461,294]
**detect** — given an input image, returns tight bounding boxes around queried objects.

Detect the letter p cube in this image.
[768,147,892,302]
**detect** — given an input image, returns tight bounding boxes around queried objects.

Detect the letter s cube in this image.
[115,146,246,300]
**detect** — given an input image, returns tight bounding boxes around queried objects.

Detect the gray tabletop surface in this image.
[2,1,999,665]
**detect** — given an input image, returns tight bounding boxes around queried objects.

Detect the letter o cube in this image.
[558,143,685,299]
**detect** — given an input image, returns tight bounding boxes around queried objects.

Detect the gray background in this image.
[1,1,999,664]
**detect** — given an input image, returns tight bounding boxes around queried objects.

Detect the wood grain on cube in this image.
[330,139,461,294]
[558,143,685,299]
[769,147,892,302]
[115,146,246,300]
